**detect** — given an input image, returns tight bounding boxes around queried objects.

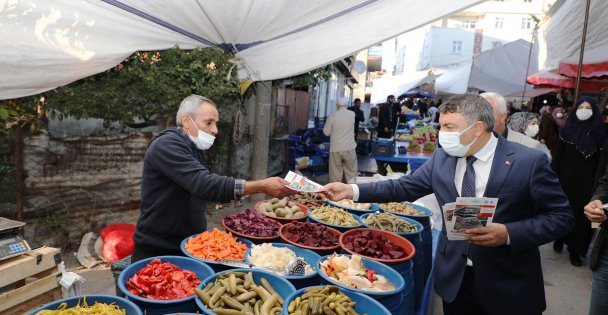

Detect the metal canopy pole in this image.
[573,0,592,103]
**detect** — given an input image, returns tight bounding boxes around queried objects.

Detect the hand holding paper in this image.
[465,223,509,247]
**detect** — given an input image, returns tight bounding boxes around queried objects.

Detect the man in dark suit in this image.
[323,93,574,315]
[377,95,394,138]
[347,98,365,135]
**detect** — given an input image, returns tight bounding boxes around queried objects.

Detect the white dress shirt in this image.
[454,134,497,198]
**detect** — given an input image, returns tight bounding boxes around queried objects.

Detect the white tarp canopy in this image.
[370,72,440,104]
[435,39,538,96]
[538,0,608,72]
[0,0,485,100]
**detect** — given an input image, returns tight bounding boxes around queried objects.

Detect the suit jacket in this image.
[358,135,574,315]
[506,127,542,150]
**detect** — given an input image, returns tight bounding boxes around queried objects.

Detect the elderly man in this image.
[481,92,542,150]
[324,96,357,183]
[323,93,573,315]
[132,94,293,262]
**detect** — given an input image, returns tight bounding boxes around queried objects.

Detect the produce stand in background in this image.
[287,127,330,176]
[0,247,62,315]
[372,125,437,175]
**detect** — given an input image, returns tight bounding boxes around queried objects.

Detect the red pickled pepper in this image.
[127,259,200,300]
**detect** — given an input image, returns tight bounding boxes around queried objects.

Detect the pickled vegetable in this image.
[310,206,359,227]
[379,202,426,216]
[362,213,418,233]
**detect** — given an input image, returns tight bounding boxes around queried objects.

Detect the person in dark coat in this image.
[538,105,560,159]
[347,98,365,135]
[390,95,402,131]
[551,96,606,266]
[377,95,394,138]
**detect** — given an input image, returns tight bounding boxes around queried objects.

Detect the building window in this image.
[452,41,463,54]
[521,17,532,29]
[495,17,504,29]
[492,41,502,48]
[463,20,476,29]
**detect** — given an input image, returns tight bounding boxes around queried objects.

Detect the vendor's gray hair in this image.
[480,92,507,114]
[176,94,216,126]
[438,93,494,132]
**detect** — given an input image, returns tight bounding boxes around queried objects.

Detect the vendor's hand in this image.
[384,127,389,133]
[263,177,295,198]
[584,200,607,223]
[321,182,353,201]
[465,223,508,247]
[246,177,294,198]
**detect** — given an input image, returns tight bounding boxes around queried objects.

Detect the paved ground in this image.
[61,155,593,314]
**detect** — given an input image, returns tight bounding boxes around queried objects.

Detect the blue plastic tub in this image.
[400,202,433,281]
[317,254,405,314]
[195,269,296,315]
[28,294,142,315]
[380,202,434,281]
[283,286,391,315]
[117,256,214,315]
[325,199,379,216]
[359,213,425,309]
[245,243,321,289]
[180,234,253,273]
[307,208,362,233]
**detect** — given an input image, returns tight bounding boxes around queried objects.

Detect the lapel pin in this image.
[505,160,511,167]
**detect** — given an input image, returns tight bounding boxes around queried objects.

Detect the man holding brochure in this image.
[323,93,574,315]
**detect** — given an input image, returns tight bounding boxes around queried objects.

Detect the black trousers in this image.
[131,243,183,263]
[443,267,542,315]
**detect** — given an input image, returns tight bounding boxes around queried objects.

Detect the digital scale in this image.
[0,217,31,261]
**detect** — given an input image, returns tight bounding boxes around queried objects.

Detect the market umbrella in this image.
[400,88,435,98]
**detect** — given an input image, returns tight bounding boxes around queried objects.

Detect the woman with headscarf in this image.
[508,112,549,159]
[538,105,560,159]
[551,96,606,266]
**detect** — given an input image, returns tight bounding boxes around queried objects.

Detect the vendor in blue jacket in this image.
[132,94,294,262]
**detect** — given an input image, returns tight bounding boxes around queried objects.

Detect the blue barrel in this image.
[118,256,214,314]
[180,235,253,273]
[360,213,425,310]
[400,202,433,281]
[317,254,405,314]
[244,243,321,289]
[387,259,414,315]
[340,228,416,315]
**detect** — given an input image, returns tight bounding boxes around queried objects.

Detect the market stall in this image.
[22,194,438,315]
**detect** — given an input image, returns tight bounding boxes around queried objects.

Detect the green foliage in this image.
[42,47,241,127]
[290,67,331,90]
[0,97,41,135]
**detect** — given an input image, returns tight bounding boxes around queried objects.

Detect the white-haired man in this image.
[324,96,358,183]
[132,94,293,262]
[481,92,542,150]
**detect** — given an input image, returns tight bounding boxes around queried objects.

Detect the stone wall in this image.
[13,127,285,249]
[19,131,150,249]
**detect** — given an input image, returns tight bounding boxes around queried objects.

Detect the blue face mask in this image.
[438,123,479,157]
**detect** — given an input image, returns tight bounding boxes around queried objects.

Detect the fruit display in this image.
[380,202,426,216]
[258,198,306,219]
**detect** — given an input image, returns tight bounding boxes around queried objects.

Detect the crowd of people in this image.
[133,91,608,315]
